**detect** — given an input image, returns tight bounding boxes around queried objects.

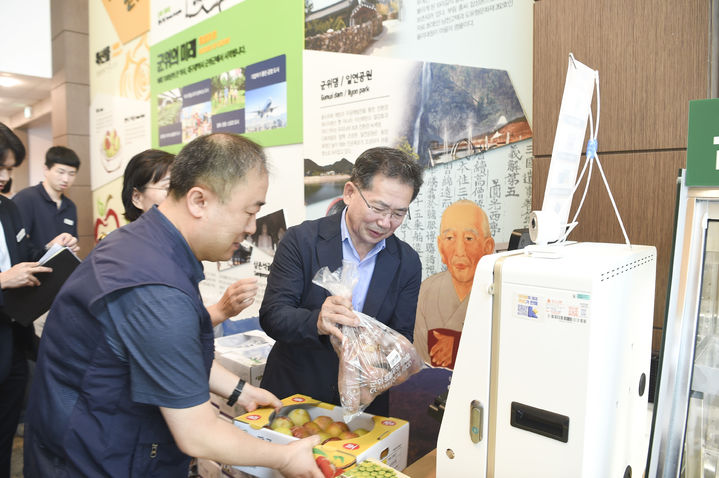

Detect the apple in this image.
[353,428,369,436]
[316,431,332,443]
[303,421,322,435]
[339,431,359,440]
[270,416,294,430]
[288,408,311,427]
[290,425,309,438]
[274,426,292,436]
[326,421,350,437]
[312,415,333,431]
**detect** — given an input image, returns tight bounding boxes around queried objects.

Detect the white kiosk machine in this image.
[436,56,657,477]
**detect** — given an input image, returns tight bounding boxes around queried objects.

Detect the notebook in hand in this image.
[3,246,81,326]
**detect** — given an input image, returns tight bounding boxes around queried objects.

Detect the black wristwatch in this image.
[226,378,246,406]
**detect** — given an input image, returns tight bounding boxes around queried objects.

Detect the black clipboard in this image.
[3,247,80,326]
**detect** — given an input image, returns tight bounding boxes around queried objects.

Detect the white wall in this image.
[26,118,52,186]
[0,0,52,78]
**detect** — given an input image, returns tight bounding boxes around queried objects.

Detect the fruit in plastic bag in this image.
[333,313,422,421]
[312,262,423,422]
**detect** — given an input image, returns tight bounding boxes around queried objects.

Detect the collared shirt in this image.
[0,218,10,272]
[146,205,206,285]
[340,207,385,312]
[13,183,77,250]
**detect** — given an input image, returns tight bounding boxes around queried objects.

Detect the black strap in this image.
[226,378,246,406]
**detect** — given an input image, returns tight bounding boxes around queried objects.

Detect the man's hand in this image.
[48,233,79,253]
[430,330,455,368]
[160,401,324,476]
[238,383,282,413]
[276,435,324,478]
[208,277,259,325]
[317,295,358,341]
[0,262,52,289]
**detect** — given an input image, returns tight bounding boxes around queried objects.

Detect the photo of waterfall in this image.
[403,62,531,169]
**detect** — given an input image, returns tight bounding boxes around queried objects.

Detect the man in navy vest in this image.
[24,134,324,478]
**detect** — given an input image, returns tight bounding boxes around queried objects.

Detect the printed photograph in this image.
[157,88,182,127]
[211,68,246,114]
[248,209,288,256]
[304,60,531,218]
[181,102,213,143]
[245,82,288,133]
[305,0,398,55]
[217,242,253,272]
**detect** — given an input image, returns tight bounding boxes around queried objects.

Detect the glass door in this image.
[648,172,719,477]
[683,219,719,477]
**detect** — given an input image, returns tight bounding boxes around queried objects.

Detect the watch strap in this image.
[226,378,246,406]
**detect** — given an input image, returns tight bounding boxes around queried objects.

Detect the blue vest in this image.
[27,208,214,477]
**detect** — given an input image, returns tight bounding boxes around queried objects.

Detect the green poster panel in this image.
[686,98,719,186]
[150,0,303,153]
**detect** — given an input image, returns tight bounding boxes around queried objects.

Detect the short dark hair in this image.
[122,149,175,222]
[350,147,423,201]
[1,178,12,194]
[170,133,268,203]
[45,146,80,170]
[0,122,26,166]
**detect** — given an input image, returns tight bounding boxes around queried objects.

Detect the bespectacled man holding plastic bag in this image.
[259,147,424,417]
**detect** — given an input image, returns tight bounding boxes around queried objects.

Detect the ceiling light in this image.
[0,77,21,87]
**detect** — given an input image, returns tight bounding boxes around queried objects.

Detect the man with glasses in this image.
[259,147,423,417]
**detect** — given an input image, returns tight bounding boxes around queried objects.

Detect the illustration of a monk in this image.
[414,200,495,368]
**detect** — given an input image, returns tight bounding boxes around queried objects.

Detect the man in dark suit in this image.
[0,123,77,478]
[260,147,424,417]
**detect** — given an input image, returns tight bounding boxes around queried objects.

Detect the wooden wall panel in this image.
[533,0,710,156]
[533,151,686,352]
[533,0,713,354]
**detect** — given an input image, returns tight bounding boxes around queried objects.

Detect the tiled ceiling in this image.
[0,72,52,123]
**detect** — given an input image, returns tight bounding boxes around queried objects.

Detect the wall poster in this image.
[303,50,532,272]
[302,0,533,420]
[149,0,303,153]
[89,0,152,239]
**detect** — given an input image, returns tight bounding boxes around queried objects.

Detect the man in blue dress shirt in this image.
[260,147,424,417]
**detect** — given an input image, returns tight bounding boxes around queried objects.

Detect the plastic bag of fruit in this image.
[312,262,423,422]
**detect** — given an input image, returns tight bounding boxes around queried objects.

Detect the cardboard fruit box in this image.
[212,330,274,417]
[214,330,274,387]
[339,458,410,477]
[232,394,409,478]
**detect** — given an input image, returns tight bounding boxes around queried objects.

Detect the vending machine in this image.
[435,242,656,477]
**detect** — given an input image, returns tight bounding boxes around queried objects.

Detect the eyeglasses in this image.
[144,186,170,193]
[354,184,411,222]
